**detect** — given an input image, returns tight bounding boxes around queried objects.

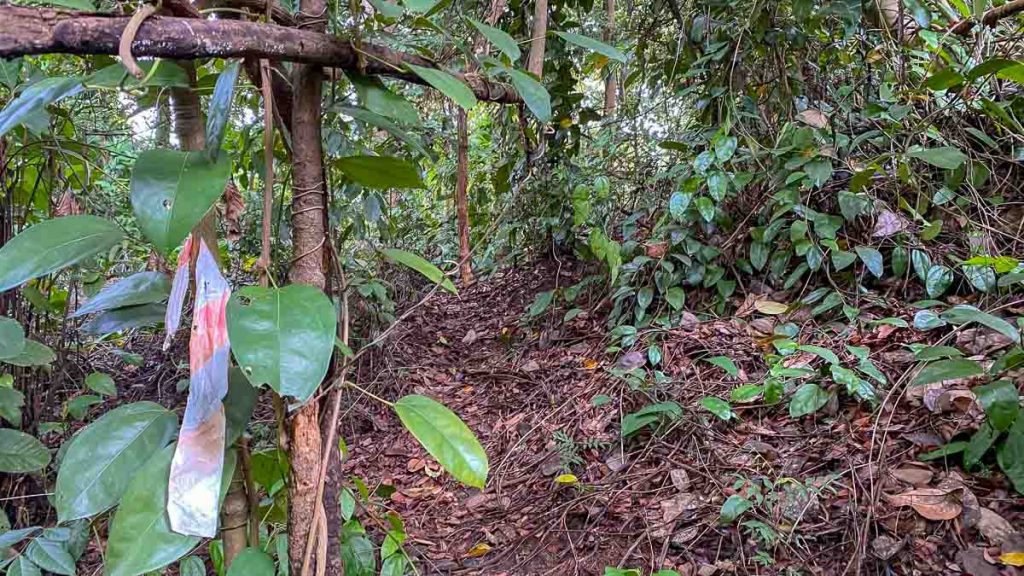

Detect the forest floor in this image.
[17,259,1024,576]
[338,260,1024,576]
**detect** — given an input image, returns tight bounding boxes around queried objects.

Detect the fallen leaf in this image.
[554,473,578,485]
[890,467,933,486]
[670,469,690,492]
[462,329,478,344]
[581,358,599,370]
[873,209,906,237]
[1000,552,1024,567]
[465,543,492,558]
[960,547,1001,576]
[754,300,789,315]
[871,534,904,560]
[977,508,1015,545]
[884,487,962,520]
[796,108,829,129]
[521,359,541,372]
[617,351,646,371]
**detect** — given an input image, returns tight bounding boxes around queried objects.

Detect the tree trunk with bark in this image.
[603,0,616,118]
[286,0,327,572]
[527,0,548,78]
[455,109,473,286]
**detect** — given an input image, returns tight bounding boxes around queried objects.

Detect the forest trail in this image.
[339,260,1024,575]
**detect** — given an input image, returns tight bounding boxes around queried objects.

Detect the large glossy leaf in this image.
[85,61,189,90]
[974,380,1020,431]
[81,303,166,335]
[25,537,75,575]
[178,557,206,576]
[347,74,421,126]
[789,383,829,417]
[105,444,236,576]
[55,402,177,522]
[0,386,25,427]
[925,265,954,297]
[467,18,520,61]
[0,76,82,137]
[338,106,429,157]
[0,316,26,360]
[555,31,627,62]
[506,69,551,122]
[907,146,968,169]
[226,285,337,402]
[912,359,984,386]
[1,340,55,367]
[393,395,488,488]
[226,548,275,576]
[941,304,1020,345]
[0,216,124,293]
[337,155,424,189]
[0,428,50,472]
[855,246,884,277]
[130,149,232,253]
[205,61,240,160]
[407,64,477,110]
[72,272,171,318]
[381,248,457,293]
[6,555,42,576]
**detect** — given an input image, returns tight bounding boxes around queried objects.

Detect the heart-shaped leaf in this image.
[699,396,734,420]
[227,285,337,402]
[0,316,26,360]
[0,428,50,472]
[393,395,488,488]
[55,402,177,522]
[1,340,55,367]
[72,271,170,318]
[0,216,124,293]
[84,372,117,397]
[974,380,1019,431]
[789,383,829,417]
[226,548,275,576]
[130,149,232,253]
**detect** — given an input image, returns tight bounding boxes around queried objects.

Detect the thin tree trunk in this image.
[287,0,327,571]
[527,0,548,78]
[455,109,472,286]
[603,0,616,118]
[220,463,250,564]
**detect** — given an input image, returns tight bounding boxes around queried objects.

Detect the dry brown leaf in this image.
[885,487,962,520]
[55,190,82,217]
[977,508,1016,545]
[670,468,690,492]
[871,534,904,560]
[890,467,933,486]
[617,351,646,371]
[754,300,789,315]
[465,543,492,558]
[222,181,244,244]
[796,108,829,129]
[872,209,906,238]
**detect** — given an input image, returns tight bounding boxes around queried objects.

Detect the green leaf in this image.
[381,248,457,293]
[0,527,40,549]
[402,0,435,12]
[205,61,240,161]
[906,146,968,169]
[965,422,999,467]
[707,171,728,201]
[1,340,55,367]
[966,57,1017,81]
[925,266,954,298]
[665,287,685,310]
[337,106,429,157]
[179,557,206,576]
[72,272,170,318]
[0,76,82,137]
[224,367,258,446]
[0,316,26,360]
[0,216,124,293]
[997,416,1024,494]
[407,64,477,110]
[467,18,520,61]
[341,533,376,576]
[226,548,275,576]
[699,396,734,420]
[730,384,763,403]
[346,74,421,126]
[25,537,75,575]
[912,359,984,386]
[85,60,189,90]
[705,355,739,377]
[668,191,691,220]
[974,380,1020,431]
[0,386,25,427]
[804,158,833,187]
[6,555,42,576]
[919,441,967,461]
[526,289,553,317]
[506,69,551,121]
[797,345,840,365]
[0,428,49,472]
[941,304,1020,345]
[855,246,884,277]
[789,383,829,417]
[913,345,963,361]
[925,68,964,91]
[621,401,683,436]
[66,394,102,420]
[130,149,232,253]
[911,250,932,283]
[719,494,752,524]
[913,310,947,330]
[337,155,425,189]
[831,250,856,271]
[393,395,488,488]
[554,31,627,62]
[106,444,236,576]
[831,365,876,403]
[227,285,337,402]
[55,402,177,522]
[714,135,738,163]
[696,197,715,222]
[838,191,870,220]
[84,372,116,397]
[81,303,165,335]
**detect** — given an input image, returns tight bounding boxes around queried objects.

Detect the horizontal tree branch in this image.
[0,6,521,104]
[950,0,1024,35]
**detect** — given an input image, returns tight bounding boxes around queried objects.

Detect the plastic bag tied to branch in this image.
[168,238,231,537]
